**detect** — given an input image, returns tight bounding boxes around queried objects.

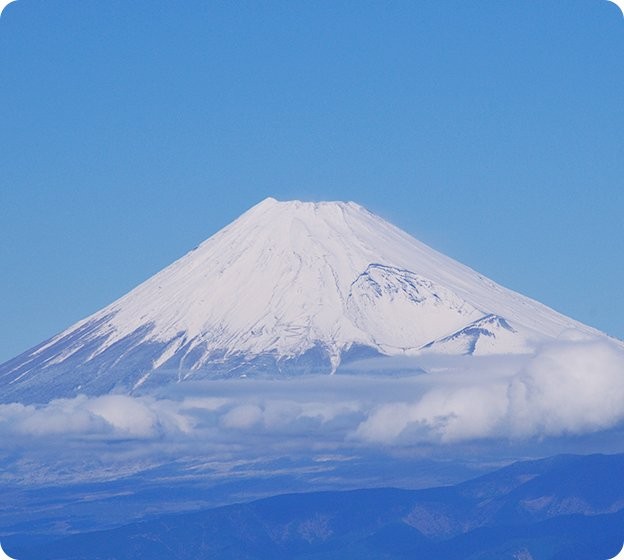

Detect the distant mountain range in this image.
[0,198,607,403]
[10,453,624,560]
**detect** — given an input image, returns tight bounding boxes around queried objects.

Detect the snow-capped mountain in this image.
[0,198,604,402]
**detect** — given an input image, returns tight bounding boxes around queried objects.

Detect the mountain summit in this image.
[0,198,600,402]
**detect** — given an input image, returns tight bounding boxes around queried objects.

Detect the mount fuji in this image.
[0,198,605,403]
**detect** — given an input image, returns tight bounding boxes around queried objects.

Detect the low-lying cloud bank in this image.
[358,337,624,443]
[1,336,623,450]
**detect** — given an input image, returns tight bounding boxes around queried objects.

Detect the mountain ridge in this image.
[10,453,624,560]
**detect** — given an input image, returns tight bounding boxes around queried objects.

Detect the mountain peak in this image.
[248,196,364,215]
[0,198,601,402]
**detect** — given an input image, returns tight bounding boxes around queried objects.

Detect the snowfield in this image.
[0,198,611,402]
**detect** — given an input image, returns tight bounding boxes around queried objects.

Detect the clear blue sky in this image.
[1,0,623,363]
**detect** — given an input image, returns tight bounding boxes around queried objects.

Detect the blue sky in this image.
[0,0,623,363]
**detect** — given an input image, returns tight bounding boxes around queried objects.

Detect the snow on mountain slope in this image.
[345,264,483,352]
[0,198,605,402]
[420,314,534,356]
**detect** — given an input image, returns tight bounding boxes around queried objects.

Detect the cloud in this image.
[507,338,624,437]
[355,337,624,444]
[355,381,510,444]
[0,336,623,469]
[220,404,263,429]
[0,394,193,439]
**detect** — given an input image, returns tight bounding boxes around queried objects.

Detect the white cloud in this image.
[355,337,624,444]
[507,338,624,437]
[220,404,263,429]
[355,381,510,444]
[1,336,623,458]
[0,394,193,439]
[85,395,159,437]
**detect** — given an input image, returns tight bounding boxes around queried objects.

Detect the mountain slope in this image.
[0,198,603,402]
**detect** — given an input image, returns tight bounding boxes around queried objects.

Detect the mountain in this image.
[11,453,624,560]
[0,198,602,402]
